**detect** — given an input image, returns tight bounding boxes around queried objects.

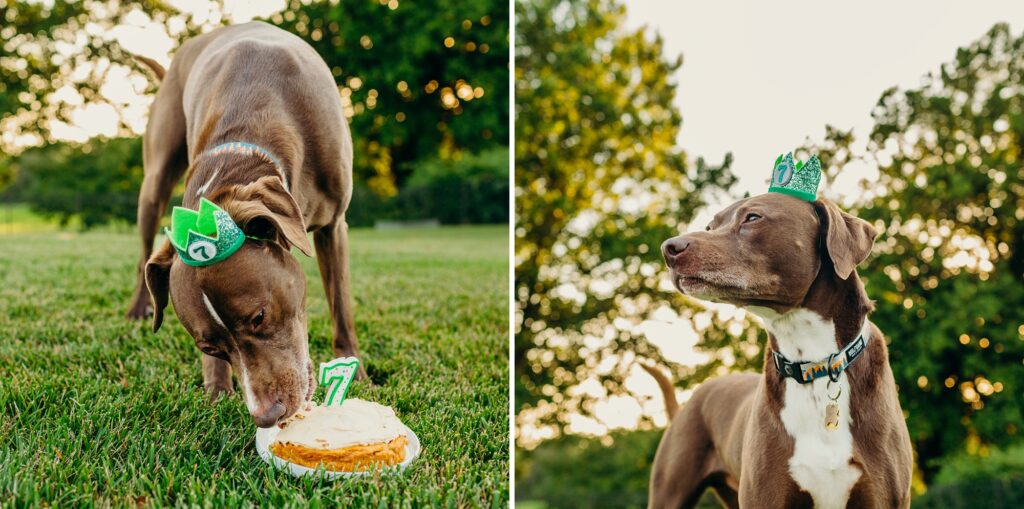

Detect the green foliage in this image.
[517,433,1024,509]
[802,23,1024,479]
[265,0,509,196]
[915,445,1024,508]
[2,0,509,204]
[932,443,1024,485]
[516,430,660,508]
[0,0,206,144]
[0,226,509,506]
[346,147,509,227]
[0,153,13,191]
[514,0,748,434]
[909,443,1024,508]
[515,431,722,509]
[405,147,509,223]
[912,478,1024,509]
[11,137,143,228]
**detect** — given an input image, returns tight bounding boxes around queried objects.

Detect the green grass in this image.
[0,225,509,507]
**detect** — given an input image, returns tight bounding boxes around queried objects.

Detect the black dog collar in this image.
[772,322,870,384]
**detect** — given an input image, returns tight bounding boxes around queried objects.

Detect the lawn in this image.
[0,224,509,507]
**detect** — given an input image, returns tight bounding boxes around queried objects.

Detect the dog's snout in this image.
[252,400,286,428]
[662,236,691,264]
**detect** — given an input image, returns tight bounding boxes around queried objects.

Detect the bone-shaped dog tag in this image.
[825,402,840,430]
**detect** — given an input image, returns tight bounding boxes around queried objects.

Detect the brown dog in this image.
[126,22,363,428]
[650,193,912,508]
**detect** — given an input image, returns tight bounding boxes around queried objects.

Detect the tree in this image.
[514,0,751,435]
[0,0,207,145]
[272,0,509,197]
[11,137,143,228]
[802,23,1024,479]
[1,0,509,198]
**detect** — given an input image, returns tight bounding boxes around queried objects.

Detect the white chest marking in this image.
[755,308,863,509]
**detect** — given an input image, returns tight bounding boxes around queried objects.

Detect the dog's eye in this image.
[705,224,711,231]
[251,308,265,328]
[743,213,763,223]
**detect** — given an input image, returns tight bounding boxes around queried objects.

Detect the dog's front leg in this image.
[313,219,367,380]
[126,74,188,320]
[202,354,233,401]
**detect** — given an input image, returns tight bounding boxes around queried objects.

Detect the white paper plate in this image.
[255,424,421,479]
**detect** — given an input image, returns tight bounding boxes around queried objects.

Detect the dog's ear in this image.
[225,176,313,257]
[145,241,175,332]
[813,199,878,280]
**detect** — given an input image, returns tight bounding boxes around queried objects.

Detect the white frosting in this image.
[273,399,405,449]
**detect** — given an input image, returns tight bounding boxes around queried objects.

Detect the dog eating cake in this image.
[270,398,409,472]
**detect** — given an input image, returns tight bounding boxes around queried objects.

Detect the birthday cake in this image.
[270,399,408,472]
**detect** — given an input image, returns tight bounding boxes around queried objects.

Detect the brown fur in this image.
[649,193,912,508]
[126,22,364,428]
[640,363,679,418]
[133,54,166,80]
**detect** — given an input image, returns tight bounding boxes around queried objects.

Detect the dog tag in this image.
[825,402,840,430]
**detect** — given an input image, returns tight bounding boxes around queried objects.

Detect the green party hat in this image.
[768,152,821,201]
[164,198,245,267]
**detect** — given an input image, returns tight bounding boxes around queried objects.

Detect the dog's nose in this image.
[662,236,691,265]
[252,400,286,428]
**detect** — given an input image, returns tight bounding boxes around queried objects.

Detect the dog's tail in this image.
[133,54,166,81]
[640,363,679,419]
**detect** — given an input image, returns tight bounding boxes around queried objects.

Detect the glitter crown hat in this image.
[165,198,245,267]
[768,152,821,201]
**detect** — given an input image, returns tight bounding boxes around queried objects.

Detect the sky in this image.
[625,0,1024,221]
[524,1,1024,442]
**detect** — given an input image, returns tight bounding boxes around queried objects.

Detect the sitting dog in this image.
[126,22,363,428]
[649,188,913,508]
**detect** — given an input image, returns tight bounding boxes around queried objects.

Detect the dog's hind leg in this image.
[648,392,717,509]
[313,218,367,379]
[127,71,188,319]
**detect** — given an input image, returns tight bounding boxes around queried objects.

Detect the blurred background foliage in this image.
[0,0,509,227]
[514,0,748,431]
[3,137,143,228]
[799,22,1024,479]
[515,0,1024,506]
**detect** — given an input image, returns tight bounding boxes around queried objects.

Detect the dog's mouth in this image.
[260,361,315,427]
[675,274,715,295]
[671,269,747,300]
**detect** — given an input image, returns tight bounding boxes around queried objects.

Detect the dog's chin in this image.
[673,272,745,303]
[675,276,723,301]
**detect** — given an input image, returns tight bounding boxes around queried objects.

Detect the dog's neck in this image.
[799,267,872,349]
[752,269,869,372]
[751,267,880,407]
[184,108,303,208]
[183,139,292,208]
